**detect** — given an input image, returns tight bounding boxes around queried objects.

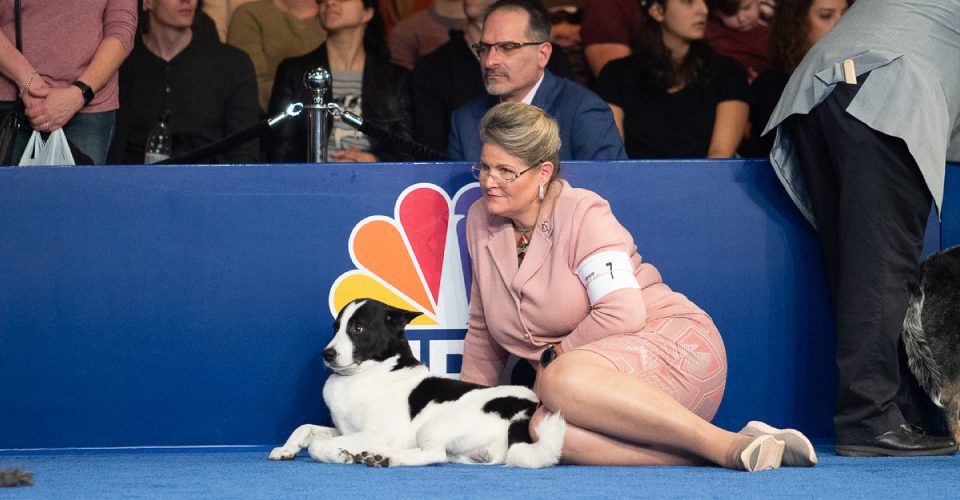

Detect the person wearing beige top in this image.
[227,0,327,112]
[202,0,255,41]
[460,101,817,470]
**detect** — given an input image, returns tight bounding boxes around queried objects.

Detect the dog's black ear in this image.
[385,307,423,329]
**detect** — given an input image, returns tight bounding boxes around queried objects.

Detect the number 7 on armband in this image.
[576,251,640,305]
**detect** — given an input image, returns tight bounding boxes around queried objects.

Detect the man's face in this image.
[479,9,550,102]
[146,0,196,30]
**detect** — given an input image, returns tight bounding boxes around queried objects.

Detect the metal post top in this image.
[303,67,331,105]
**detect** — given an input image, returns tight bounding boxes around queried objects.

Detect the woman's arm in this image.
[0,31,50,116]
[0,32,38,92]
[559,197,648,353]
[360,65,413,162]
[460,270,509,386]
[25,36,129,130]
[460,207,510,386]
[706,100,749,158]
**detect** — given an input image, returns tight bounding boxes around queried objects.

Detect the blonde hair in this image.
[478,102,561,181]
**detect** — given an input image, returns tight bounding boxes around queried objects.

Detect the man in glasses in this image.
[411,0,575,157]
[446,0,624,161]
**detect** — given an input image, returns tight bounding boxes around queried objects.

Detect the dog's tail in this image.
[0,467,34,487]
[505,411,565,468]
[902,284,944,407]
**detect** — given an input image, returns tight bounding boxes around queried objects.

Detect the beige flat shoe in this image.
[741,420,818,467]
[738,434,785,472]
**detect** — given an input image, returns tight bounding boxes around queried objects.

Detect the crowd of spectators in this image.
[0,0,851,165]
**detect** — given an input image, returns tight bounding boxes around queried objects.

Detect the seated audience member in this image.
[594,0,749,158]
[462,101,818,470]
[579,0,643,77]
[448,0,625,161]
[544,0,591,86]
[745,0,849,156]
[704,0,770,81]
[202,0,255,41]
[109,0,260,164]
[411,0,575,156]
[387,0,466,70]
[266,0,413,163]
[138,0,220,39]
[381,0,432,32]
[228,0,327,113]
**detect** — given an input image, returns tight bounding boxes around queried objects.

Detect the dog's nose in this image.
[322,348,337,363]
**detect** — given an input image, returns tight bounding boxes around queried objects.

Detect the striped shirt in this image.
[329,70,371,160]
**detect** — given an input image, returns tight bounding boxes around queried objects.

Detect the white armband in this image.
[576,251,640,305]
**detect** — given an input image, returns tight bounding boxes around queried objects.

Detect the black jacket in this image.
[266,44,414,162]
[110,37,261,165]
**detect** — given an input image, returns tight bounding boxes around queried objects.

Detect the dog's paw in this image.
[356,451,390,468]
[338,449,359,464]
[269,447,298,461]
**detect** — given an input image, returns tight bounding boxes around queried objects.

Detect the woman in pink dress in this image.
[459,101,816,470]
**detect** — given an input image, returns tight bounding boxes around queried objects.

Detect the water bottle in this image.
[144,112,171,164]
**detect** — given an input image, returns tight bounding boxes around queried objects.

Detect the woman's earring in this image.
[538,184,545,200]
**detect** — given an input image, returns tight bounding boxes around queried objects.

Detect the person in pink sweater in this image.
[460,101,817,470]
[0,0,138,164]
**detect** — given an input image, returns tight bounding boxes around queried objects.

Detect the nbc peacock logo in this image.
[328,183,482,377]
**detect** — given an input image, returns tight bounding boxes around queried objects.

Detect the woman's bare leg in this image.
[531,407,705,465]
[533,350,779,469]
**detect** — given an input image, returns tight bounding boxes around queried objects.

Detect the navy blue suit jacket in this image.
[447,71,626,161]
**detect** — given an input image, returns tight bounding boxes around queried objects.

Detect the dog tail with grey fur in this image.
[505,412,565,468]
[0,467,34,487]
[902,284,944,407]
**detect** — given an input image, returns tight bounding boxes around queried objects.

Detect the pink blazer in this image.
[459,180,708,386]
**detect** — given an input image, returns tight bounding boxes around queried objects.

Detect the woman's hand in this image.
[25,84,85,132]
[331,147,378,163]
[533,343,564,397]
[20,79,48,117]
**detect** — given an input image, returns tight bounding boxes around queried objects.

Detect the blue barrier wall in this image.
[0,160,953,449]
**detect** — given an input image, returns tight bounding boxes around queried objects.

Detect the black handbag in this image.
[1,0,24,166]
[0,108,19,165]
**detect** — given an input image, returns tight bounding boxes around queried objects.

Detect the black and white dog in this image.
[903,245,960,443]
[269,299,565,467]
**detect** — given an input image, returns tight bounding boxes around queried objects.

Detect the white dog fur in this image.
[269,299,565,467]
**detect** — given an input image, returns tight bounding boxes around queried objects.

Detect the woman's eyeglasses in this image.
[471,163,538,183]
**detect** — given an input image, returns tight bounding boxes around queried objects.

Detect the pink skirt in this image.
[577,314,727,421]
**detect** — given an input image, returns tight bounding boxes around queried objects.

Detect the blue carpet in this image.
[1,446,957,499]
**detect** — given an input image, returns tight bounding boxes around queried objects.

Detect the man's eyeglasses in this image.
[471,163,539,183]
[471,41,547,58]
